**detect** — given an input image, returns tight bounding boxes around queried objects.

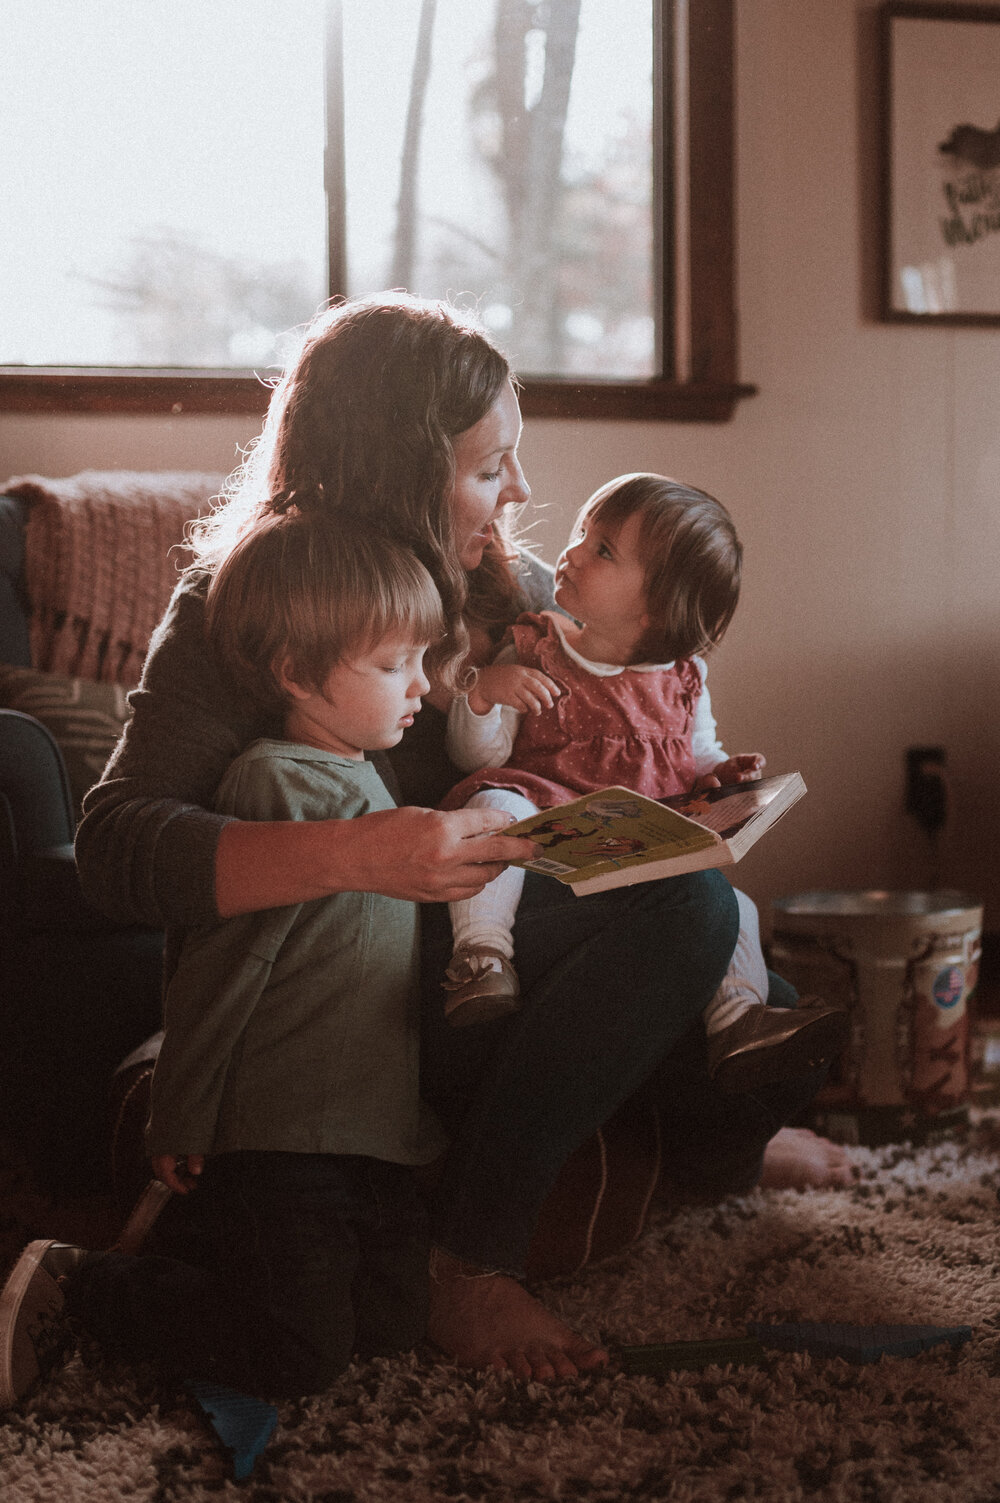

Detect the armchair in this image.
[0,471,222,1192]
[0,707,164,1192]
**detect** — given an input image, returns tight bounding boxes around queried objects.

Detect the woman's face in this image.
[450,381,531,570]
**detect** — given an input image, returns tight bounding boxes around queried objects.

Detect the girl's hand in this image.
[153,1153,204,1195]
[696,753,766,791]
[468,664,561,717]
[706,751,760,787]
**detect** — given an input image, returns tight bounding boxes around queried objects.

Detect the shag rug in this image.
[2,1120,999,1503]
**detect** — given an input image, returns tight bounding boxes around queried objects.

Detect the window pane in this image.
[2,1,328,368]
[342,0,655,378]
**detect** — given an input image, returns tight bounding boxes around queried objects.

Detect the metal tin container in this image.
[770,890,982,1145]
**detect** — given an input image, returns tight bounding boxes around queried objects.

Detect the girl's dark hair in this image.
[205,510,448,714]
[582,472,742,662]
[191,293,526,675]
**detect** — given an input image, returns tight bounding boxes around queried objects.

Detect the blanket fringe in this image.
[8,470,223,686]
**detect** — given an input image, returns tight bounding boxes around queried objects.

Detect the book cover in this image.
[507,772,806,894]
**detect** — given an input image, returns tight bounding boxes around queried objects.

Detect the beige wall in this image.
[2,0,997,929]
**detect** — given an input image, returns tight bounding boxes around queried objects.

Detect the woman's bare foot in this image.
[760,1127,854,1190]
[427,1248,609,1381]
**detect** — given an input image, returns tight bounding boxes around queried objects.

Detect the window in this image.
[0,0,749,420]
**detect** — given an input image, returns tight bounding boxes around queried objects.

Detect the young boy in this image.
[0,514,450,1405]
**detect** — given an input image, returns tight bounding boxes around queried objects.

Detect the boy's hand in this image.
[693,754,766,791]
[468,664,561,717]
[153,1153,204,1195]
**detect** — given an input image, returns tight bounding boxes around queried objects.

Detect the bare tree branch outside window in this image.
[345,0,653,380]
[391,0,439,290]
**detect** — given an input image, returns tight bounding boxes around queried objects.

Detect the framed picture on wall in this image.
[882,1,1000,322]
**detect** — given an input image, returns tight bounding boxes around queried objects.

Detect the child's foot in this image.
[427,1247,609,1380]
[706,1000,849,1092]
[0,1240,89,1408]
[760,1127,854,1189]
[443,945,522,1026]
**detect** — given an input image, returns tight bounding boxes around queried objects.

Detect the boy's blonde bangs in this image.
[345,545,447,661]
[206,515,447,711]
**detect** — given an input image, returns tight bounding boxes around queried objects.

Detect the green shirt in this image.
[147,739,446,1165]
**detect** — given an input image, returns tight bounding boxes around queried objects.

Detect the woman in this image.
[76,294,848,1382]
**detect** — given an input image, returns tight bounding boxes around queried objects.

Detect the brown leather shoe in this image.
[706,1001,849,1093]
[0,1241,88,1409]
[442,945,522,1026]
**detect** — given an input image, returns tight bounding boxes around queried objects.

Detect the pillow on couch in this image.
[0,665,129,820]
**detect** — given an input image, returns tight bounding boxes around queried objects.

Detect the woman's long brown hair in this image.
[190,293,527,681]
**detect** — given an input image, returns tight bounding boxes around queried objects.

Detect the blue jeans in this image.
[68,1151,429,1398]
[420,867,819,1275]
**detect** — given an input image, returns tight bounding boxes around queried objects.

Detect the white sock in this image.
[704,889,771,1034]
[449,789,538,962]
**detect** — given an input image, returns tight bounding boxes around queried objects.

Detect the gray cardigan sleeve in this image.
[74,548,556,930]
[516,549,557,614]
[75,572,274,929]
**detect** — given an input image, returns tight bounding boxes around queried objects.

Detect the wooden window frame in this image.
[0,0,753,422]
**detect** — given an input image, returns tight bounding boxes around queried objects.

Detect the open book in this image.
[507,772,806,895]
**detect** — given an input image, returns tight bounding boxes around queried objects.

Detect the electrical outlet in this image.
[905,745,947,836]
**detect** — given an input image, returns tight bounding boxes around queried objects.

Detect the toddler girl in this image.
[440,473,846,1091]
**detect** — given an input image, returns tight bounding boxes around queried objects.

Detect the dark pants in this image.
[68,1151,429,1399]
[421,869,825,1275]
[644,968,823,1199]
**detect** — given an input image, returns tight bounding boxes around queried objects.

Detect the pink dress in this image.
[442,612,702,811]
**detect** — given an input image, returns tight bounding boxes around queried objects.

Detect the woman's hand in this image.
[468,664,560,717]
[691,753,766,792]
[215,805,540,915]
[349,806,540,902]
[153,1153,204,1195]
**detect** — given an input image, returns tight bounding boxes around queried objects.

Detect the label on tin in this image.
[932,966,965,1010]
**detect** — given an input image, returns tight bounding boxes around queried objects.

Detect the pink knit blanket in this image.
[8,470,223,686]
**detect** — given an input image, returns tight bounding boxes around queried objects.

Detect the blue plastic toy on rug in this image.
[187,1381,279,1481]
